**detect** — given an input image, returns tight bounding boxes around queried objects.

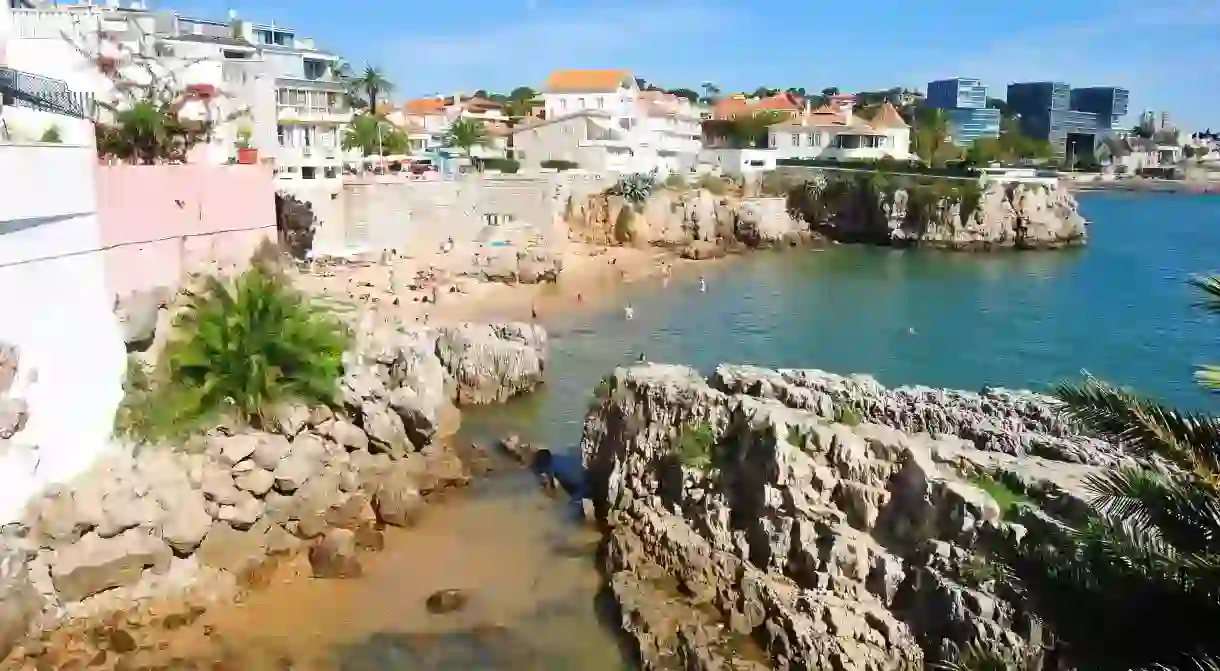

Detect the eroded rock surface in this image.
[581,364,1115,670]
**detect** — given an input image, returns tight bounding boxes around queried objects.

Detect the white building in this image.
[767,101,912,162]
[0,1,352,183]
[386,94,509,159]
[512,68,702,174]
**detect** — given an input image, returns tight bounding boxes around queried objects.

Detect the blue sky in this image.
[175,0,1220,131]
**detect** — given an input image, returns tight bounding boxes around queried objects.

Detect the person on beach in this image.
[531,303,538,320]
[638,352,646,363]
[624,303,634,320]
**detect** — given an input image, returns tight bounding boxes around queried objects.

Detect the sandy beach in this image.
[293,240,718,326]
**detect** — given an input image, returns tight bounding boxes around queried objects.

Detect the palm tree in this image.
[1008,275,1220,670]
[444,117,487,158]
[354,65,393,112]
[342,114,406,156]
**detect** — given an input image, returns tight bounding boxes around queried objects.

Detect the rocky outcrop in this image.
[581,364,1113,670]
[567,187,807,252]
[784,170,1086,250]
[0,320,547,667]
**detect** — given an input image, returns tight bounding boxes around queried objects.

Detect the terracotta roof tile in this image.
[542,69,632,93]
[868,102,908,128]
[404,98,446,115]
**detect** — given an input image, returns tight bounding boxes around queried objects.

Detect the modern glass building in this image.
[925,77,1000,145]
[1007,81,1130,158]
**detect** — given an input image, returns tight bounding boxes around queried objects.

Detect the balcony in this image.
[277,106,351,124]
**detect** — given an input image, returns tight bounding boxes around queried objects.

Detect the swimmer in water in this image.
[624,303,634,320]
[699,276,707,292]
[908,327,917,335]
[576,292,584,302]
[638,352,647,363]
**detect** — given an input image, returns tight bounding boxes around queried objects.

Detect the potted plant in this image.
[234,124,257,164]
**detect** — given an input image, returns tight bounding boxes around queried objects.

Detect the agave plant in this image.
[609,170,659,206]
[1007,275,1220,670]
[119,261,350,441]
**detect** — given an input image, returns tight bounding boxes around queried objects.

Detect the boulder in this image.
[309,529,362,579]
[251,434,292,470]
[373,461,425,527]
[50,529,171,602]
[0,398,27,439]
[273,433,329,493]
[0,538,39,661]
[195,522,269,577]
[234,466,275,497]
[361,401,410,457]
[114,286,171,349]
[435,323,548,405]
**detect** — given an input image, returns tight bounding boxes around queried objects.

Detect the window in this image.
[596,97,604,109]
[806,133,815,146]
[814,133,823,146]
[303,127,313,147]
[324,166,338,179]
[277,125,287,147]
[791,133,800,146]
[302,166,316,179]
[559,98,567,110]
[770,133,778,147]
[577,97,585,109]
[303,59,326,80]
[221,49,249,60]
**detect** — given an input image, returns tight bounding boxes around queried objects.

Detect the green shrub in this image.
[609,171,658,205]
[117,264,350,441]
[967,473,1032,518]
[958,553,1011,590]
[614,206,635,244]
[676,422,714,470]
[39,125,62,143]
[663,173,687,189]
[541,159,579,171]
[698,173,728,195]
[481,157,520,173]
[837,405,862,426]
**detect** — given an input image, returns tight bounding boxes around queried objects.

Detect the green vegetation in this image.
[697,173,728,195]
[663,173,687,189]
[479,157,520,173]
[957,552,1011,590]
[995,275,1220,669]
[614,207,635,244]
[967,473,1031,518]
[675,422,714,470]
[445,117,488,158]
[95,100,212,164]
[38,125,62,143]
[342,113,408,156]
[963,117,1054,166]
[703,109,789,149]
[116,258,350,442]
[836,406,862,427]
[776,157,978,178]
[592,375,613,400]
[540,159,579,171]
[784,169,985,239]
[349,64,393,111]
[935,641,1042,671]
[609,171,658,205]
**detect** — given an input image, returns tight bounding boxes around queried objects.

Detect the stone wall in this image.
[580,363,1114,669]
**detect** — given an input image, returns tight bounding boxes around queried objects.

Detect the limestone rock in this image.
[435,323,548,405]
[114,286,171,348]
[50,529,171,602]
[309,529,362,579]
[234,466,275,497]
[275,402,311,437]
[273,433,329,493]
[251,434,292,470]
[361,401,410,457]
[195,522,269,577]
[0,398,27,439]
[330,419,369,451]
[373,460,425,527]
[0,537,40,661]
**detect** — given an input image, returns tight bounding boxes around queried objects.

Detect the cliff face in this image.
[786,172,1087,250]
[566,187,809,251]
[581,364,1116,670]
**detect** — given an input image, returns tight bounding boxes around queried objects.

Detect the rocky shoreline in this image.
[580,363,1118,669]
[0,321,548,669]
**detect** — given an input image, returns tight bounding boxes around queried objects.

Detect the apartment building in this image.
[924,77,1001,145]
[511,69,702,174]
[387,93,509,159]
[1007,81,1129,159]
[1,1,352,181]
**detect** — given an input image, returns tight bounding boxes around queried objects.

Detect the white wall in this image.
[544,83,636,120]
[0,143,125,525]
[701,148,776,176]
[768,127,911,161]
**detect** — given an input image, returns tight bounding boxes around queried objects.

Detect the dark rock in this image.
[425,588,469,615]
[309,529,362,579]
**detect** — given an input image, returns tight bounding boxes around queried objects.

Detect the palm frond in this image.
[1084,466,1220,555]
[1189,275,1220,316]
[1052,375,1220,476]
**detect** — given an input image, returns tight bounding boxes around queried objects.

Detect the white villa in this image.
[767,100,912,162]
[0,0,354,184]
[508,69,704,174]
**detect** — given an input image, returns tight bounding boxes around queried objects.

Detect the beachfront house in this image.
[767,101,912,162]
[507,69,701,174]
[386,94,509,161]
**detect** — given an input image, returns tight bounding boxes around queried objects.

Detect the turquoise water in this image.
[464,193,1220,455]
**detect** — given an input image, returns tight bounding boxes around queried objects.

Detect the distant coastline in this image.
[1070,178,1220,195]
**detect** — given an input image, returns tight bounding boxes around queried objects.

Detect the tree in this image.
[986,97,1014,118]
[341,113,406,156]
[666,88,700,103]
[353,65,393,112]
[751,86,778,99]
[509,86,537,102]
[911,107,959,166]
[821,86,840,98]
[444,117,488,157]
[1008,275,1220,670]
[700,81,722,105]
[709,109,787,148]
[786,87,807,98]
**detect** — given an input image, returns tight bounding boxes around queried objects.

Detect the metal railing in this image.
[0,67,94,120]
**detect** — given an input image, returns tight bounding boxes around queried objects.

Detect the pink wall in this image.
[95,164,276,300]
